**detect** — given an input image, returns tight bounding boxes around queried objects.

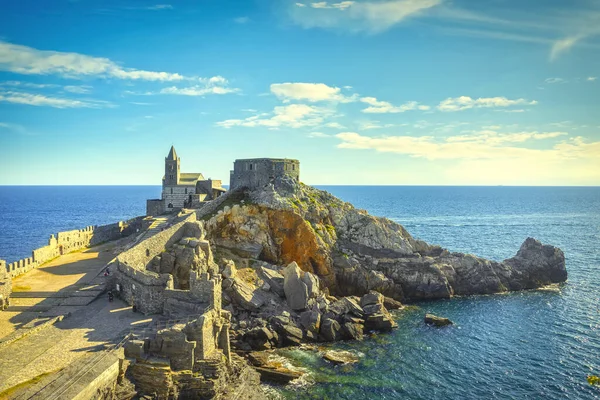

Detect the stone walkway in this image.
[0,241,156,395]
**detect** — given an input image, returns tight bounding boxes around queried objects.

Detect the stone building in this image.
[147,146,225,216]
[229,158,300,191]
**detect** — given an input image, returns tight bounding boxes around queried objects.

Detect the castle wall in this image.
[230,158,300,191]
[146,199,164,216]
[3,216,145,279]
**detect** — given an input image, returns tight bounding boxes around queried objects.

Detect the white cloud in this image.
[438,96,537,112]
[270,82,357,103]
[550,35,584,61]
[359,121,398,130]
[0,80,58,89]
[135,76,239,96]
[308,131,331,138]
[334,130,578,161]
[0,91,114,108]
[310,2,354,10]
[64,85,92,94]
[144,5,173,10]
[588,76,598,81]
[324,122,345,129]
[360,96,430,113]
[0,40,187,81]
[216,104,330,129]
[545,77,567,84]
[290,0,442,33]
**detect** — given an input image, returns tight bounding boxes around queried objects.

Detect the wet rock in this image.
[424,313,453,327]
[254,367,303,384]
[341,321,364,340]
[383,296,404,310]
[244,327,277,350]
[323,350,360,365]
[364,312,397,332]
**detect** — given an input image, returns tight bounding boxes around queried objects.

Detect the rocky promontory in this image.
[199,176,567,302]
[191,176,566,356]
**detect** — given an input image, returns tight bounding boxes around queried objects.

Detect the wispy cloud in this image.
[144,4,173,10]
[0,80,58,89]
[0,91,114,108]
[234,16,250,24]
[137,76,239,96]
[270,82,357,103]
[588,76,598,82]
[360,96,429,113]
[216,104,331,129]
[308,131,331,138]
[290,0,442,33]
[545,77,567,84]
[64,85,92,94]
[438,96,537,112]
[0,40,187,81]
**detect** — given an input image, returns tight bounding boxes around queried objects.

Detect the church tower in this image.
[164,146,180,186]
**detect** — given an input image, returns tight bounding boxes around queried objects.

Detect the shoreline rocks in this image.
[424,314,453,327]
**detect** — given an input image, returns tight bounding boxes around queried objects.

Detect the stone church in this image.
[146,146,225,216]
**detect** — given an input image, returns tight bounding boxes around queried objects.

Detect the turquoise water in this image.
[275,186,600,399]
[0,185,599,398]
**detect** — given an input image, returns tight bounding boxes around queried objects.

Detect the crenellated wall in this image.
[1,216,146,279]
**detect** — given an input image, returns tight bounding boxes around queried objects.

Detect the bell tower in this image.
[164,146,180,186]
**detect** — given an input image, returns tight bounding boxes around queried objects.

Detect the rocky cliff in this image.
[199,176,567,303]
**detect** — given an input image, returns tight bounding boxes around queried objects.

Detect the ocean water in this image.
[0,185,599,399]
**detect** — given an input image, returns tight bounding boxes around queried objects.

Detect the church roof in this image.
[180,172,205,184]
[166,146,178,160]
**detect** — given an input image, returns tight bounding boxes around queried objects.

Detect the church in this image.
[146,146,225,216]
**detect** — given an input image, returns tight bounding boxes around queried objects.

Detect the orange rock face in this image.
[265,209,334,286]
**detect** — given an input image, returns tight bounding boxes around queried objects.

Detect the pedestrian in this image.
[108,290,114,302]
[132,302,137,313]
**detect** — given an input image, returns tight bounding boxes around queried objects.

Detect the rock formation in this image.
[199,176,567,304]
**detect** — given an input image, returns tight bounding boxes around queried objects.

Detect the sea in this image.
[0,185,599,399]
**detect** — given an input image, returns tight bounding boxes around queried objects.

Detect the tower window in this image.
[249,163,253,170]
[171,188,173,194]
[185,188,188,194]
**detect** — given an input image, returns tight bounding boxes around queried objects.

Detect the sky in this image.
[0,0,599,186]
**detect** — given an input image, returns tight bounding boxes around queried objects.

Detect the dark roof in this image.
[166,146,178,160]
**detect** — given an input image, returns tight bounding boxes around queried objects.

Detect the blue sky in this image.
[0,0,598,185]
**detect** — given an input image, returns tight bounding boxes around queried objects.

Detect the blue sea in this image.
[0,185,599,399]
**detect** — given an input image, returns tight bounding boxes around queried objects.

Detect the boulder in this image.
[244,327,277,350]
[341,321,364,340]
[283,262,309,310]
[320,318,342,342]
[254,367,303,384]
[384,296,403,310]
[365,312,397,332]
[259,267,285,297]
[227,278,265,311]
[299,309,321,333]
[323,350,360,365]
[278,324,304,347]
[424,313,453,327]
[301,271,320,299]
[222,259,237,279]
[360,291,385,308]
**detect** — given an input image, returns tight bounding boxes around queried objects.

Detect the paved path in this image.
[0,244,116,339]
[0,241,156,395]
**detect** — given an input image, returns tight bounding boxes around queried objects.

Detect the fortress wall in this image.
[4,216,146,279]
[112,213,197,314]
[230,158,300,190]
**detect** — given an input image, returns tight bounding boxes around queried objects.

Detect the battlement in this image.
[229,158,300,191]
[2,217,145,279]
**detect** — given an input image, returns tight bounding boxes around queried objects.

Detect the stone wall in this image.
[0,260,11,310]
[2,216,146,279]
[146,199,164,217]
[162,185,197,211]
[230,158,300,191]
[111,213,222,316]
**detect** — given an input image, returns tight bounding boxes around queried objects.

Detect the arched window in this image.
[168,203,173,208]
[249,163,253,170]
